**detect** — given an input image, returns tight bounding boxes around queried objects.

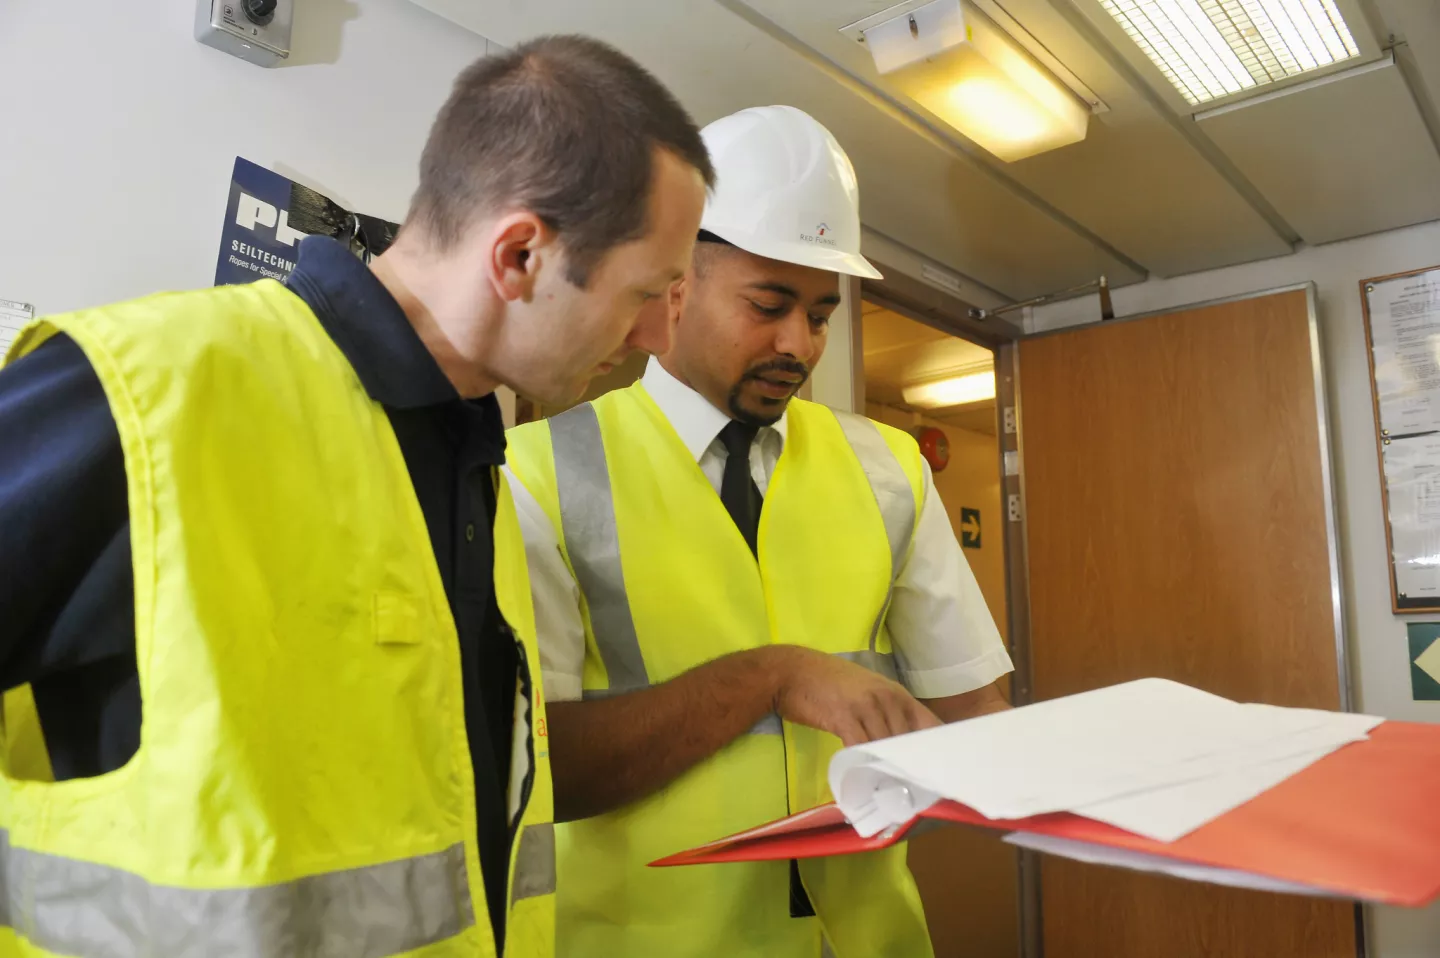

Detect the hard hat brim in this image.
[704,226,884,280]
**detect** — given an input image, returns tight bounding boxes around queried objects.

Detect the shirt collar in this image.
[284,235,459,410]
[640,356,788,463]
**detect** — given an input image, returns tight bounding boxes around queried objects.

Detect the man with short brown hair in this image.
[0,34,710,958]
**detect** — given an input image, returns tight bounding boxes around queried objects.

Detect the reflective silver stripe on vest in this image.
[510,823,557,904]
[750,712,784,735]
[0,830,474,958]
[829,411,918,654]
[550,403,649,692]
[554,405,913,728]
[835,649,900,682]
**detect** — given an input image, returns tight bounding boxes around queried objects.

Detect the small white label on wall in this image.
[0,299,35,356]
[920,262,964,295]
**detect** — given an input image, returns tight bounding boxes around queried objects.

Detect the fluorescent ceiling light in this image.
[862,1,1090,162]
[903,370,997,408]
[1098,0,1360,105]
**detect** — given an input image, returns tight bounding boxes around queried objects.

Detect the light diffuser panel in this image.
[1098,0,1360,104]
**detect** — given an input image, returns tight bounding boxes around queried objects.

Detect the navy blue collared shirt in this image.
[0,236,518,946]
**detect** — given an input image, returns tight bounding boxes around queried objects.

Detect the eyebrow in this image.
[747,282,843,307]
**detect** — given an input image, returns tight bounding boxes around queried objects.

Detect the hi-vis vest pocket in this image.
[373,592,424,646]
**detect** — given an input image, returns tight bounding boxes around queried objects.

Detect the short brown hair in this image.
[409,35,715,286]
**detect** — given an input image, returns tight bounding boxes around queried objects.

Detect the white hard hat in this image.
[699,105,882,280]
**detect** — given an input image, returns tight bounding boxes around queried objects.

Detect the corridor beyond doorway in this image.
[861,299,1020,958]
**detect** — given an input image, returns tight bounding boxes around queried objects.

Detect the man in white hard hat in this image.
[505,105,1013,956]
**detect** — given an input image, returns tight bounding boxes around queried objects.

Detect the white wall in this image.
[1032,220,1440,958]
[0,0,493,314]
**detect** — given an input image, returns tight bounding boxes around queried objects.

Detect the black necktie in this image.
[718,420,763,555]
[716,420,816,919]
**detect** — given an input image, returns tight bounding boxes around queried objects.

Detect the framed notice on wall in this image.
[1361,264,1440,612]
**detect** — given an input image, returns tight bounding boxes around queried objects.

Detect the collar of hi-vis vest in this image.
[640,356,788,462]
[285,235,465,411]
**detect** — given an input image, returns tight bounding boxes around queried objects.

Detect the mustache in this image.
[742,359,811,385]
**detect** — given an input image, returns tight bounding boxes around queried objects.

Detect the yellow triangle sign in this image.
[1417,637,1440,685]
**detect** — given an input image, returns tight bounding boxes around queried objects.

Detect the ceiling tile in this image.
[1198,59,1440,244]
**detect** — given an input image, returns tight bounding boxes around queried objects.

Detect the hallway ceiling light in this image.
[1097,0,1360,105]
[903,370,997,408]
[861,0,1090,162]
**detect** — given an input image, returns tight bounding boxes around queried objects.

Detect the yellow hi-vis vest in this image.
[0,281,555,958]
[506,382,935,958]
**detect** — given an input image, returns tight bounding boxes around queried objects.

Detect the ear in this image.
[668,275,688,322]
[485,211,552,303]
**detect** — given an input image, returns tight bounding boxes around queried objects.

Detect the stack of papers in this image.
[656,681,1440,904]
[830,678,1382,842]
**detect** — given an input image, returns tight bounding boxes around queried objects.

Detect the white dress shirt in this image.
[504,357,1014,703]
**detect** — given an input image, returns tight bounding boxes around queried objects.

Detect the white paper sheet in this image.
[1074,711,1379,841]
[1004,832,1347,899]
[0,298,33,356]
[1369,270,1440,435]
[1383,433,1440,599]
[830,679,1380,841]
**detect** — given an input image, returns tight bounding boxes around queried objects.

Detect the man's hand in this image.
[771,647,941,746]
[549,644,945,822]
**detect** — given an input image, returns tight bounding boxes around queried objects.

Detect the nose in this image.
[773,310,820,364]
[627,295,675,358]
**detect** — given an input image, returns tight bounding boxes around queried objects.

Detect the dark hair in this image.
[409,35,715,286]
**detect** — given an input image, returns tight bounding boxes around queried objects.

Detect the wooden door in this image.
[1017,288,1357,958]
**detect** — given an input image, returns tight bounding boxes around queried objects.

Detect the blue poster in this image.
[214,158,400,287]
[214,157,309,286]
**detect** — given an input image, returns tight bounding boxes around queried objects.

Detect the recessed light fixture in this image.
[857,0,1091,162]
[903,370,997,408]
[1098,0,1360,105]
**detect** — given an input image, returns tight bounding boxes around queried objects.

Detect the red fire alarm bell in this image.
[915,426,950,473]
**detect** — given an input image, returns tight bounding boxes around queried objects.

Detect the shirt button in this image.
[465,523,476,543]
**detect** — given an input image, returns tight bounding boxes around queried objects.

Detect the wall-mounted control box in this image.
[195,0,292,67]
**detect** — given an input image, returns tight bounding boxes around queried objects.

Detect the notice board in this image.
[1361,264,1440,612]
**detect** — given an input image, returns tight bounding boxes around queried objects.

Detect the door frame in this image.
[855,268,1039,713]
[858,262,1045,958]
[856,274,1360,958]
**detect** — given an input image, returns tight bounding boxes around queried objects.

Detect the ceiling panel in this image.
[992,0,1294,275]
[861,301,952,354]
[1371,0,1440,140]
[411,0,1145,299]
[734,0,1293,277]
[406,0,1440,291]
[1198,59,1440,244]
